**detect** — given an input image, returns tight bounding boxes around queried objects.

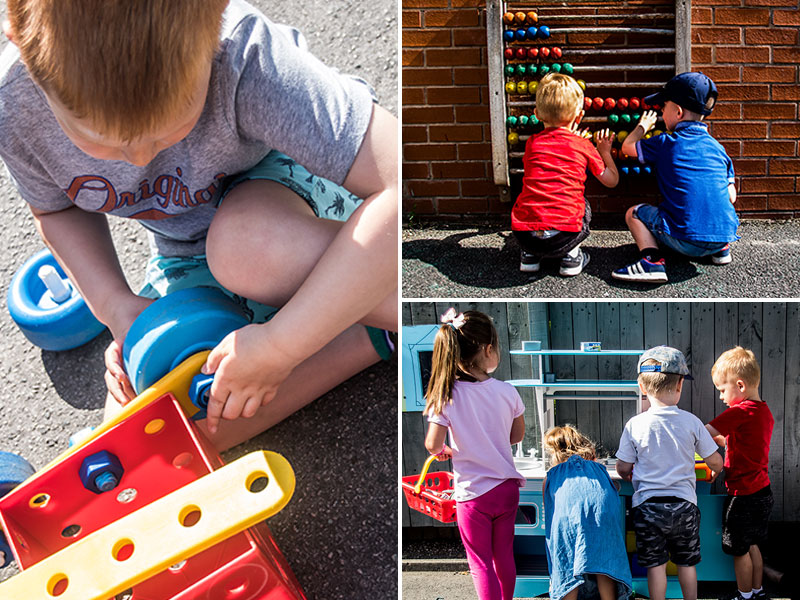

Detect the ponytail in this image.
[424,310,498,416]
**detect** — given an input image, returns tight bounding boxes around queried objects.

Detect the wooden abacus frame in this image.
[487,0,691,199]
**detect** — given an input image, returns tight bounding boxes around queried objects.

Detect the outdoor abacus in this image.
[488,0,691,208]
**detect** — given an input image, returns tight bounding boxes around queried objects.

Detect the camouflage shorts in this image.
[722,486,773,556]
[632,500,701,568]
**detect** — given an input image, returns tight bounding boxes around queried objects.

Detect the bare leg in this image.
[105,323,379,451]
[647,563,668,600]
[677,565,697,600]
[596,574,617,600]
[562,587,579,600]
[735,553,754,594]
[749,545,764,590]
[625,205,659,251]
[207,180,396,331]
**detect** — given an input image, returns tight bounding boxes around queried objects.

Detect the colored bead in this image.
[562,63,573,74]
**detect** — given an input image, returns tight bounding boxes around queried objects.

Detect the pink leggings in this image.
[456,479,519,600]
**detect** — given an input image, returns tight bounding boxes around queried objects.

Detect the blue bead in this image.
[538,25,550,38]
[632,166,641,175]
[504,30,515,42]
[526,26,538,39]
[621,166,629,175]
[515,29,527,41]
[644,166,652,174]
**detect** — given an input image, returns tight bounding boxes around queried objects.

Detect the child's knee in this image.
[625,205,640,224]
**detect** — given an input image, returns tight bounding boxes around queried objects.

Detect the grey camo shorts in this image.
[632,500,701,568]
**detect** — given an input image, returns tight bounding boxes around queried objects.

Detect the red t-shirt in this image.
[511,127,606,232]
[708,399,773,495]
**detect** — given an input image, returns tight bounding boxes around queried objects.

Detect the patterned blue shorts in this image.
[139,150,363,322]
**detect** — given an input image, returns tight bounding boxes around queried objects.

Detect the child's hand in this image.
[202,322,300,434]
[637,110,658,134]
[434,445,453,460]
[708,469,721,483]
[594,128,615,154]
[568,121,592,139]
[103,295,155,405]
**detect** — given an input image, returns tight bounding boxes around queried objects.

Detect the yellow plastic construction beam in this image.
[0,450,294,600]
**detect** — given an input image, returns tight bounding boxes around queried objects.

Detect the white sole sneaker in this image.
[520,262,541,273]
[559,251,590,276]
[712,253,732,265]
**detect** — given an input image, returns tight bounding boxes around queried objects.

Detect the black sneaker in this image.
[718,590,751,600]
[559,249,590,276]
[520,250,540,273]
[752,589,768,600]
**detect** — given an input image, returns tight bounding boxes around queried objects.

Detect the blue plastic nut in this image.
[79,450,123,494]
[188,373,215,420]
[123,287,250,394]
[7,249,106,351]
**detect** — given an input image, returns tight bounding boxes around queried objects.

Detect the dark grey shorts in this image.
[722,485,773,556]
[632,500,701,568]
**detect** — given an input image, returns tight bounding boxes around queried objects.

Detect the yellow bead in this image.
[576,79,586,91]
[517,81,528,94]
[508,132,520,145]
[617,130,629,143]
[505,81,517,94]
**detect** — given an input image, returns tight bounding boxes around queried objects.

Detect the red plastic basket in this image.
[401,455,457,523]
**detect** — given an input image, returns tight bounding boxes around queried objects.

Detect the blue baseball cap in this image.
[644,72,718,116]
[638,345,693,380]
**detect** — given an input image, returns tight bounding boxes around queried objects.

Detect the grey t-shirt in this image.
[616,405,719,507]
[0,0,375,256]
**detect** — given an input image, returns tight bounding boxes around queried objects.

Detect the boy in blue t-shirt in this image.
[612,72,738,283]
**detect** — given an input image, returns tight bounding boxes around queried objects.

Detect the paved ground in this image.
[0,1,397,599]
[403,219,800,299]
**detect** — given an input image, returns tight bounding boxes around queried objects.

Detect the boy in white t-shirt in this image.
[616,346,724,600]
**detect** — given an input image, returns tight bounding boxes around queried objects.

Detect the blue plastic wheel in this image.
[7,249,106,351]
[122,287,250,394]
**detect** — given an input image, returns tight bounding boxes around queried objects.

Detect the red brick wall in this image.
[402,1,800,219]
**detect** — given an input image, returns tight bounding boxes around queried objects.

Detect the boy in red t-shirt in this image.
[706,347,774,600]
[511,73,618,276]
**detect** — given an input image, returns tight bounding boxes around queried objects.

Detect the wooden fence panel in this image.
[668,303,693,413]
[763,303,786,520]
[783,303,800,522]
[597,303,624,457]
[549,303,577,426]
[572,304,600,437]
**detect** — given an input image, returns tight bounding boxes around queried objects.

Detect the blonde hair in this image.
[638,358,684,396]
[712,346,761,389]
[424,310,498,417]
[535,73,584,125]
[543,425,596,467]
[8,0,228,141]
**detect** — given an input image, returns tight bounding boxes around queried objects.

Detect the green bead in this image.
[516,64,527,76]
[562,63,574,74]
[551,63,562,73]
[608,113,619,124]
[519,115,530,126]
[505,65,515,76]
[539,64,550,75]
[621,113,632,123]
[531,115,540,125]
[506,116,518,127]
[527,64,537,75]
[633,112,642,121]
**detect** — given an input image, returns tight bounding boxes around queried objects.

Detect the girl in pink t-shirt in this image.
[424,308,526,600]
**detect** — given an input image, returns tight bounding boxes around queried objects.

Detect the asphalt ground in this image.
[403,219,800,299]
[0,1,397,599]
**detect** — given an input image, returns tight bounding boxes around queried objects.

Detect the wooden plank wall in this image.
[402,301,800,528]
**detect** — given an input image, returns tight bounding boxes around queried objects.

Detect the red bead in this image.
[629,97,641,109]
[504,48,515,59]
[551,47,562,58]
[604,98,616,111]
[584,98,593,110]
[617,98,629,110]
[540,47,550,58]
[516,48,527,59]
[527,47,539,59]
[592,97,604,110]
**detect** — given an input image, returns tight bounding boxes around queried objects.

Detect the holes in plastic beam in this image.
[115,588,134,600]
[168,559,187,572]
[179,505,202,527]
[172,452,193,469]
[246,471,269,493]
[29,493,50,509]
[47,573,69,597]
[144,418,165,435]
[61,524,81,538]
[112,538,135,561]
[117,487,138,504]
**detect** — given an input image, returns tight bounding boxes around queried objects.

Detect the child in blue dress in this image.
[543,426,632,600]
